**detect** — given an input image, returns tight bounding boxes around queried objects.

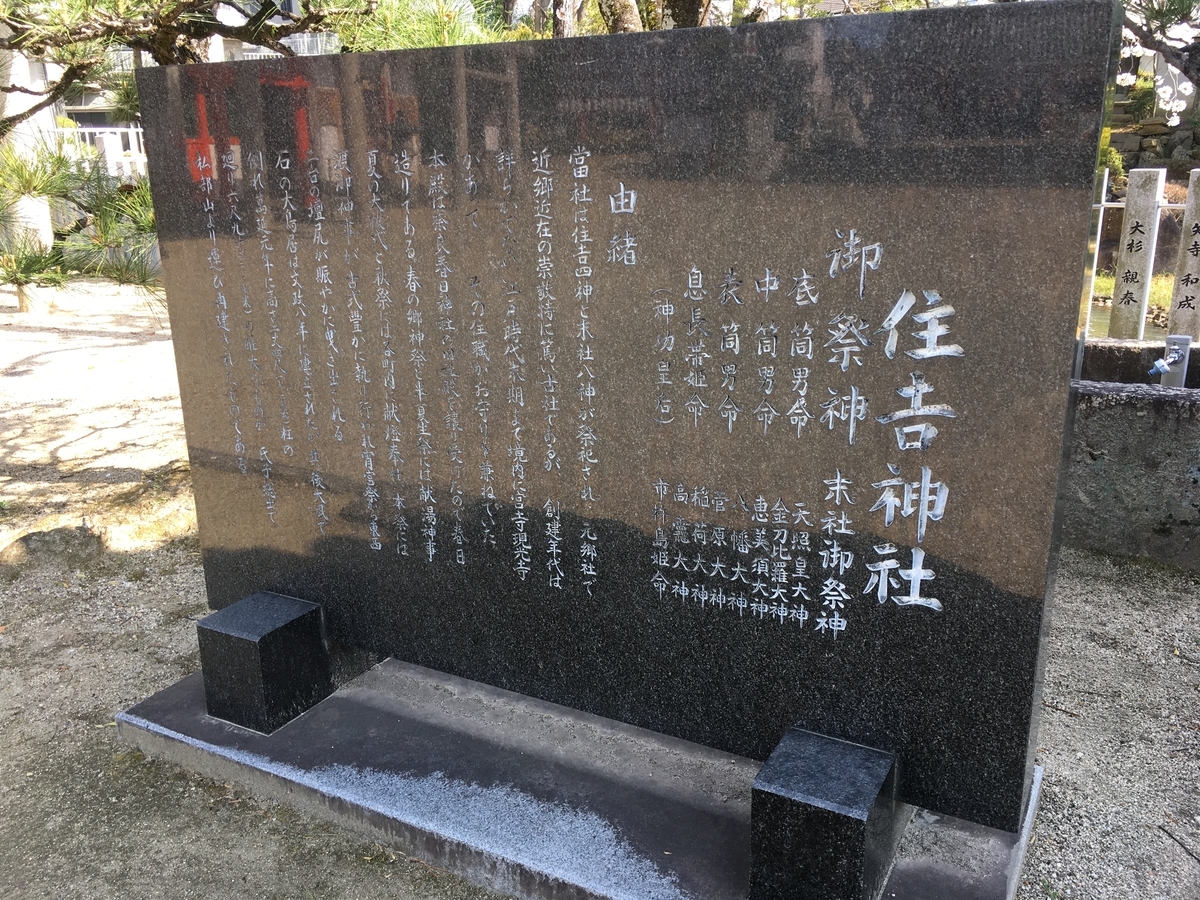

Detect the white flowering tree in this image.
[1116,41,1194,127]
[1122,2,1200,125]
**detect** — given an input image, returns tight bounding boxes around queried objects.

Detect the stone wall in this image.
[1062,381,1200,572]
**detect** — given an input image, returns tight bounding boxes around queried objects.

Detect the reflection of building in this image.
[0,43,65,149]
[242,31,341,60]
[57,49,147,178]
[0,43,147,177]
[2,2,341,179]
[63,51,136,128]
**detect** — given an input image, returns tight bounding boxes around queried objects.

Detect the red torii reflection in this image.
[183,66,313,189]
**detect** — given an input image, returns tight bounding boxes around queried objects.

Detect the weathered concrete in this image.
[1062,381,1200,572]
[1081,339,1200,389]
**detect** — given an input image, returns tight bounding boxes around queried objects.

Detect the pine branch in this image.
[0,83,54,96]
[0,1,376,58]
[0,61,95,142]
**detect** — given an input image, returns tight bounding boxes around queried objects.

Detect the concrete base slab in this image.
[117,660,1039,900]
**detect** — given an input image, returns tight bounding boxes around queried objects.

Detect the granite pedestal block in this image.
[751,728,908,900]
[196,591,333,733]
[119,660,1042,900]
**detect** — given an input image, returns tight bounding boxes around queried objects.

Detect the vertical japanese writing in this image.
[683,267,711,428]
[307,152,346,446]
[545,497,564,588]
[226,149,276,522]
[277,150,327,534]
[249,150,294,482]
[648,478,814,629]
[532,148,561,482]
[251,153,290,525]
[399,151,437,561]
[606,180,637,268]
[198,149,248,477]
[369,150,407,555]
[864,287,965,611]
[468,272,495,504]
[431,149,465,565]
[716,278,740,433]
[751,315,779,435]
[640,233,954,633]
[1167,169,1200,337]
[230,156,280,519]
[814,470,854,636]
[826,227,882,300]
[498,148,530,580]
[333,151,383,552]
[469,165,503,527]
[460,154,495,537]
[786,322,814,438]
[652,285,676,426]
[573,148,599,593]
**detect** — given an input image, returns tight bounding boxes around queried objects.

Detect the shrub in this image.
[1099,144,1126,180]
[1126,73,1158,121]
[0,231,66,288]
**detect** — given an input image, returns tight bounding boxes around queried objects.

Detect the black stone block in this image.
[196,591,332,733]
[751,727,906,900]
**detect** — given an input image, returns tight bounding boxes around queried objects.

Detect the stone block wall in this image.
[1062,381,1200,572]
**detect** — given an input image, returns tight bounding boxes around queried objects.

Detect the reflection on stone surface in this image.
[139,0,1120,833]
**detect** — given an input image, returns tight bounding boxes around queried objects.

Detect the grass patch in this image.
[1092,270,1175,306]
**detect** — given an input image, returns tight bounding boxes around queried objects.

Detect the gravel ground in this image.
[1,285,1198,899]
[1017,555,1200,900]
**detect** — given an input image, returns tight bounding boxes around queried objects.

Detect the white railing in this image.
[242,30,340,59]
[55,126,147,179]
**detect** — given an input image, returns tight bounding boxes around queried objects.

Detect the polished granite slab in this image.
[136,0,1120,834]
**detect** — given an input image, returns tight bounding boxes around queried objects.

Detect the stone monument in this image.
[119,2,1121,897]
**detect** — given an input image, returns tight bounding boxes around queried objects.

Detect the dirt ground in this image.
[1,284,1198,899]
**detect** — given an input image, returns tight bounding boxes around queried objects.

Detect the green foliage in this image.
[720,0,916,24]
[1126,73,1159,121]
[577,0,611,36]
[1132,0,1200,37]
[330,0,509,50]
[726,0,810,25]
[113,178,155,234]
[636,0,659,30]
[106,73,141,124]
[506,21,546,39]
[0,1,381,138]
[59,174,160,293]
[0,231,66,287]
[1098,144,1125,180]
[0,137,86,200]
[0,136,160,295]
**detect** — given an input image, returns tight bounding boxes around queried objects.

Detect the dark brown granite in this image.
[137,0,1121,834]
